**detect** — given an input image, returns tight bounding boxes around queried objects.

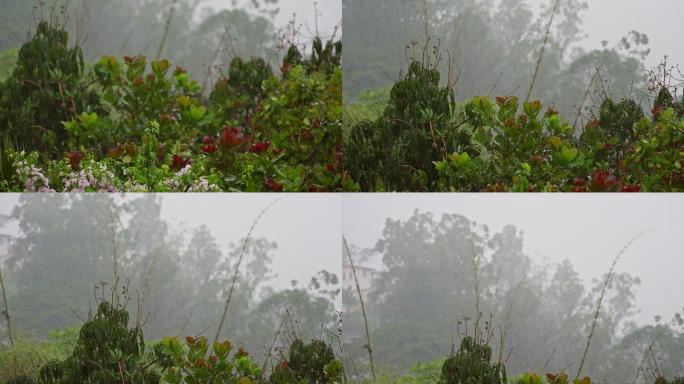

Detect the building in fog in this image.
[0,234,12,263]
[342,262,377,305]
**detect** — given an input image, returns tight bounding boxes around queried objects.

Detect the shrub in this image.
[154,336,262,383]
[37,301,159,383]
[441,336,506,384]
[0,22,96,155]
[345,60,684,192]
[270,339,343,384]
[0,22,352,192]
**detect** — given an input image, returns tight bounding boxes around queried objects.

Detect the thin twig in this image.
[155,0,177,60]
[211,197,285,353]
[526,0,561,101]
[572,58,607,133]
[575,229,656,380]
[0,264,13,345]
[342,235,376,380]
[261,289,307,373]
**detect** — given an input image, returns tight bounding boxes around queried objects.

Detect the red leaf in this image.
[264,177,284,192]
[220,126,249,148]
[171,154,190,170]
[68,151,83,169]
[200,136,217,154]
[250,141,270,154]
[621,184,641,192]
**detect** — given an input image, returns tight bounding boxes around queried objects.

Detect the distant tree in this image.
[343,0,650,121]
[343,210,680,382]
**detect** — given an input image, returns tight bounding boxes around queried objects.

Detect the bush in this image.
[3,297,345,384]
[0,22,97,155]
[441,336,506,384]
[0,22,353,192]
[37,301,158,383]
[270,339,343,384]
[345,60,684,192]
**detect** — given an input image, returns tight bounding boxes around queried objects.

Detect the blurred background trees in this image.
[342,211,684,383]
[0,194,339,362]
[343,0,652,122]
[0,0,282,83]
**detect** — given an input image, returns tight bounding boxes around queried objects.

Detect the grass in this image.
[0,48,18,81]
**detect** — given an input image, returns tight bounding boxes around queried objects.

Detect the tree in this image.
[343,210,678,383]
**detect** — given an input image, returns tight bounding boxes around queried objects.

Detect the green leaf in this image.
[560,147,578,163]
[523,100,542,118]
[189,106,207,122]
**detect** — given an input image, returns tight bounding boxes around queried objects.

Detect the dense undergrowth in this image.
[1,299,343,384]
[345,60,684,192]
[0,21,354,192]
[5,309,681,384]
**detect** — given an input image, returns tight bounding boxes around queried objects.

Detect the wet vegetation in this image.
[343,0,683,192]
[0,1,350,192]
[345,57,684,192]
[0,195,343,383]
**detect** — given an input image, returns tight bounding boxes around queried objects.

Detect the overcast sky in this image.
[0,194,343,294]
[2,193,682,326]
[529,0,683,70]
[343,194,684,327]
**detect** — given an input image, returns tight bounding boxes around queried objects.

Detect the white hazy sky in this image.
[343,194,684,327]
[0,194,343,293]
[529,0,684,70]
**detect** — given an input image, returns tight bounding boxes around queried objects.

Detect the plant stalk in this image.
[211,197,284,352]
[0,264,13,345]
[155,0,177,60]
[575,229,655,380]
[342,235,376,380]
[526,0,561,101]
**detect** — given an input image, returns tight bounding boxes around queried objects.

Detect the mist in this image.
[0,193,342,372]
[0,0,340,84]
[343,0,682,121]
[206,0,342,39]
[342,194,684,381]
[529,0,684,70]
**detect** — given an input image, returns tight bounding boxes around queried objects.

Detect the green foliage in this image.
[38,301,159,383]
[580,98,644,173]
[270,339,343,384]
[343,86,391,126]
[0,327,78,383]
[154,336,262,383]
[2,297,344,384]
[512,373,593,384]
[0,22,96,154]
[211,57,273,120]
[0,22,350,192]
[0,48,18,81]
[345,61,457,191]
[655,377,684,384]
[282,37,342,79]
[441,336,506,384]
[346,60,684,191]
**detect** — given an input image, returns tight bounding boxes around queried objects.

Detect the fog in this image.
[343,0,683,121]
[0,193,342,293]
[206,0,341,39]
[1,0,341,86]
[0,193,342,363]
[529,0,684,69]
[342,194,684,381]
[344,194,684,326]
